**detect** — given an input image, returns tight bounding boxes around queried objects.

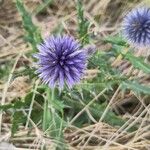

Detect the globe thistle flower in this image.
[34,35,87,90]
[122,7,150,47]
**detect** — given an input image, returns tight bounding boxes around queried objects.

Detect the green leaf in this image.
[11,111,26,136]
[104,35,127,46]
[77,0,90,45]
[16,0,42,52]
[113,45,150,74]
[122,81,150,95]
[125,53,150,74]
[0,100,24,111]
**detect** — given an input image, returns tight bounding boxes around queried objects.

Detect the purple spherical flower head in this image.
[34,35,87,90]
[122,7,150,47]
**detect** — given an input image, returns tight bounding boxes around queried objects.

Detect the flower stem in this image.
[43,88,67,149]
[42,87,55,131]
[51,88,55,101]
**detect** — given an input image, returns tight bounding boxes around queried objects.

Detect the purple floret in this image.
[34,35,87,90]
[122,7,150,47]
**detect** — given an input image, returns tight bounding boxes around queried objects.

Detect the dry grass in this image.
[0,0,150,150]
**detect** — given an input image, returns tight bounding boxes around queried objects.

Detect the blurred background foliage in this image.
[0,0,150,149]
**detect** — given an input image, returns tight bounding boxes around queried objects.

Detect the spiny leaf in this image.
[113,45,150,74]
[12,111,26,136]
[0,100,24,111]
[16,0,42,52]
[122,80,150,95]
[77,0,90,45]
[104,35,128,46]
[125,53,150,74]
[14,65,36,79]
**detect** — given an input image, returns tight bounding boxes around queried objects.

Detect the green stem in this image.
[43,88,67,149]
[51,88,55,101]
[42,95,48,131]
[42,88,55,131]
